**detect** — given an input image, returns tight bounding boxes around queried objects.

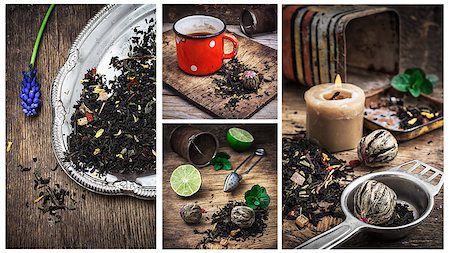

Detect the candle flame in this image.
[334,74,342,89]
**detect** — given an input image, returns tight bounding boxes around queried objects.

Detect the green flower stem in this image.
[30,4,55,68]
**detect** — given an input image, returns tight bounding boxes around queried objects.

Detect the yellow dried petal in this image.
[6,141,12,153]
[420,111,434,119]
[133,115,139,123]
[93,88,105,94]
[95,129,104,138]
[408,118,417,125]
[80,79,89,84]
[114,130,122,136]
[141,64,149,69]
[322,153,330,162]
[116,154,124,159]
[93,148,101,155]
[34,194,46,203]
[407,111,413,117]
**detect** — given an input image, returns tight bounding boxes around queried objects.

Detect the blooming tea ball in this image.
[353,180,397,225]
[180,203,202,224]
[357,129,398,167]
[231,206,255,228]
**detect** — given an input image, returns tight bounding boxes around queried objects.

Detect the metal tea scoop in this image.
[297,160,444,249]
[223,148,266,192]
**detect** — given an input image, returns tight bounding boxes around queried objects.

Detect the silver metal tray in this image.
[51,4,156,199]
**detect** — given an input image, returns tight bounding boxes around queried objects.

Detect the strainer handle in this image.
[391,160,444,196]
[295,219,362,249]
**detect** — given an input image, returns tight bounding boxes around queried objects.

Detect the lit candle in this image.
[304,75,365,152]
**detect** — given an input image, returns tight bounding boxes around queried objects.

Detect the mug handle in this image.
[223,33,238,59]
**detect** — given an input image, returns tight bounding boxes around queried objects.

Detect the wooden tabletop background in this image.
[6,5,155,249]
[282,6,443,249]
[163,124,277,249]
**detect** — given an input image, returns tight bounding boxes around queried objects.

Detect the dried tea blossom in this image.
[230,206,255,228]
[180,203,203,224]
[213,58,265,111]
[358,129,398,167]
[353,180,397,225]
[242,70,261,91]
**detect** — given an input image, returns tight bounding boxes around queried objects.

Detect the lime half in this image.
[170,164,202,197]
[227,127,254,152]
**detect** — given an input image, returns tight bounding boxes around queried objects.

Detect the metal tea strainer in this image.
[297,160,444,249]
[223,148,266,192]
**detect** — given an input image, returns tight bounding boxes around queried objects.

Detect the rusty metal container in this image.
[170,126,219,167]
[240,6,277,37]
[283,6,400,89]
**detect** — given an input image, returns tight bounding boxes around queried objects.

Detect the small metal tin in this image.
[170,126,219,167]
[283,6,399,86]
[364,87,443,142]
[240,6,277,37]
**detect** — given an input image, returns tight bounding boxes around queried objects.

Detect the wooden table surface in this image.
[163,124,277,249]
[6,5,155,249]
[162,23,278,119]
[282,81,444,249]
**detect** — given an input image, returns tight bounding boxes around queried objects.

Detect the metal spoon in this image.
[223,148,266,192]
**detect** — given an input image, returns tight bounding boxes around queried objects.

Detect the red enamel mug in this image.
[173,15,239,75]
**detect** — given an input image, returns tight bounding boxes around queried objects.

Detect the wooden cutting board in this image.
[163,30,278,119]
[163,125,277,249]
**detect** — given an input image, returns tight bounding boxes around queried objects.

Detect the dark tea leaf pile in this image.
[194,201,268,249]
[282,136,353,226]
[213,58,266,111]
[380,203,414,227]
[365,95,442,130]
[67,19,156,175]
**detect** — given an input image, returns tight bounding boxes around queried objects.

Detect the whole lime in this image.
[227,128,254,152]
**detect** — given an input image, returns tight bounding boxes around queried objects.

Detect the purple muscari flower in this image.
[20,65,41,116]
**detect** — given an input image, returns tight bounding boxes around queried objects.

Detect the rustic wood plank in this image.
[162,24,277,119]
[163,124,277,249]
[163,29,278,119]
[6,4,155,248]
[282,81,443,249]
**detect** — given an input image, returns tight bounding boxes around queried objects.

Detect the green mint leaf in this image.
[390,74,411,92]
[410,69,425,87]
[405,68,426,81]
[215,152,230,159]
[213,163,222,171]
[408,84,421,97]
[426,74,439,87]
[420,79,433,94]
[245,185,270,209]
[222,159,232,170]
[258,187,270,209]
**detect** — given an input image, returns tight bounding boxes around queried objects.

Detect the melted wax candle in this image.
[304,75,365,152]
